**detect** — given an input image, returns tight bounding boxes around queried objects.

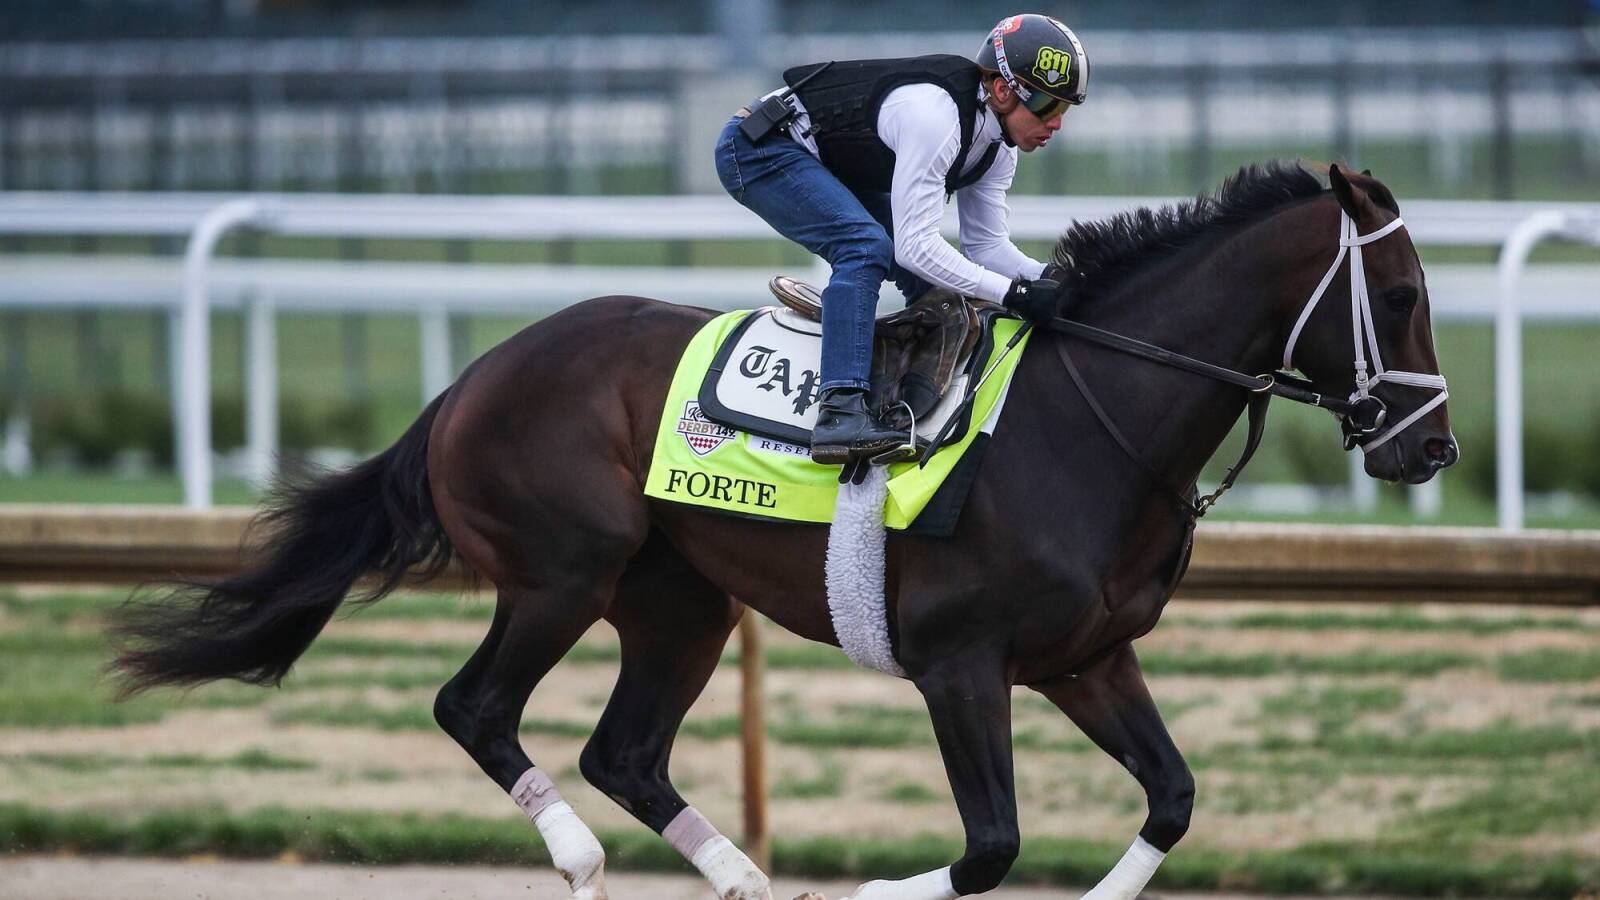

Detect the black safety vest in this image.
[782,54,1002,196]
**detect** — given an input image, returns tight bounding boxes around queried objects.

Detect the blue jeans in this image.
[714,117,931,393]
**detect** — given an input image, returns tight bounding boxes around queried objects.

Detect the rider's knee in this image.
[951,828,1019,894]
[836,225,893,279]
[862,228,895,274]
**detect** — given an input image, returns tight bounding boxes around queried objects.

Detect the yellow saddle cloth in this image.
[643,309,1030,533]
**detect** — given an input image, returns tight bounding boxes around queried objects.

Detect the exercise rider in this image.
[713,13,1088,464]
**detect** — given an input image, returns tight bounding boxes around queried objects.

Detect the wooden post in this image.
[738,608,770,872]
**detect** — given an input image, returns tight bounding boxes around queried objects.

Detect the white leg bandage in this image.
[843,866,956,900]
[1079,837,1165,900]
[662,806,772,900]
[511,767,607,899]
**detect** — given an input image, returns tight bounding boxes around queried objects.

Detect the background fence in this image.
[3,29,1598,199]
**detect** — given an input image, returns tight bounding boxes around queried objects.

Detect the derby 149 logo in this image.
[1032,46,1074,89]
[676,400,736,456]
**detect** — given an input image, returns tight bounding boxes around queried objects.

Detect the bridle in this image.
[1281,209,1449,453]
[1031,202,1450,519]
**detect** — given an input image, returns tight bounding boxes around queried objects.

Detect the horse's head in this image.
[1281,165,1458,484]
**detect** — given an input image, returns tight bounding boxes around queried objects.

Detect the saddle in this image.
[768,275,994,429]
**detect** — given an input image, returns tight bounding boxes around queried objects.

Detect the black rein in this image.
[1042,315,1349,519]
[1045,317,1353,418]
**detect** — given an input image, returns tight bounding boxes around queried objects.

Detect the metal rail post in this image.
[1494,209,1600,530]
[245,289,278,491]
[419,304,452,407]
[180,198,266,508]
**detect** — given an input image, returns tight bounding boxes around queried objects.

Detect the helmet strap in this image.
[981,75,1021,147]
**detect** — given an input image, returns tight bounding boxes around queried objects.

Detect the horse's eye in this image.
[1384,286,1418,313]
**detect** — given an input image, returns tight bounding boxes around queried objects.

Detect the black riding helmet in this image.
[976,14,1090,118]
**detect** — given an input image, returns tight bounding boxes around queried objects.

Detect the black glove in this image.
[1002,277,1062,325]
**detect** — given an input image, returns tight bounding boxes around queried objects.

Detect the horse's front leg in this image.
[1029,644,1193,900]
[841,642,1018,900]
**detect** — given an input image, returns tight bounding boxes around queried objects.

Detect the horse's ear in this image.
[1328,164,1362,219]
[1361,168,1373,176]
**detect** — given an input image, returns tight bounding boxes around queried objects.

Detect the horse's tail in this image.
[110,393,458,696]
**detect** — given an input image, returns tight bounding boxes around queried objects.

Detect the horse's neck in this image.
[1086,198,1332,501]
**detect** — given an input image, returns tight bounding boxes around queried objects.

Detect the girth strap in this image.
[1053,338,1270,520]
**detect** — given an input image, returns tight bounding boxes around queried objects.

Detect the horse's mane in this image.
[1050,160,1328,301]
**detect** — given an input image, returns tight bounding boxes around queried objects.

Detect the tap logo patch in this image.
[676,400,736,456]
[1032,46,1075,89]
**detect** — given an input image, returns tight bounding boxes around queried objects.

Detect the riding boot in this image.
[810,387,911,465]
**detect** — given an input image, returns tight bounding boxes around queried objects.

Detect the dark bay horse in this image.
[112,163,1456,900]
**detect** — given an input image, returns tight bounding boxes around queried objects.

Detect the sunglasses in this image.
[1020,89,1073,120]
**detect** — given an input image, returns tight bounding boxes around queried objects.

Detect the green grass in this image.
[1496,648,1600,683]
[0,589,494,624]
[878,780,942,805]
[5,748,315,774]
[759,644,856,670]
[676,715,743,741]
[265,699,947,751]
[273,701,758,744]
[287,665,461,692]
[1210,773,1335,815]
[1258,684,1407,718]
[1260,721,1600,762]
[0,471,262,506]
[269,703,437,734]
[1172,607,1595,635]
[1256,684,1408,738]
[0,638,270,728]
[1394,769,1600,841]
[261,699,1114,755]
[771,755,846,800]
[1140,649,1479,679]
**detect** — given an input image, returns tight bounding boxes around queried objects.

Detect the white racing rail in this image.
[1495,210,1600,529]
[0,191,1596,520]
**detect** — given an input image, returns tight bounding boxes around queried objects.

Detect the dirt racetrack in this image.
[3,856,1399,900]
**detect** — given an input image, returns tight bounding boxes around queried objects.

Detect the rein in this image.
[1042,207,1447,519]
[1045,321,1273,519]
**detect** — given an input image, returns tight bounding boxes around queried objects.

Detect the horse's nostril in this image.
[1425,438,1458,468]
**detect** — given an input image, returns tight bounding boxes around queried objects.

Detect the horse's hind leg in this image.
[433,576,619,899]
[580,532,773,900]
[1028,645,1193,899]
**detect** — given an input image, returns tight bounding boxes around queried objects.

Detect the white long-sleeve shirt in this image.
[781,82,1046,302]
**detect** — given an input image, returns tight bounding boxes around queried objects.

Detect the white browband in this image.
[1281,210,1448,455]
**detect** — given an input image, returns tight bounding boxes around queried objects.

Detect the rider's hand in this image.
[1002,277,1062,325]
